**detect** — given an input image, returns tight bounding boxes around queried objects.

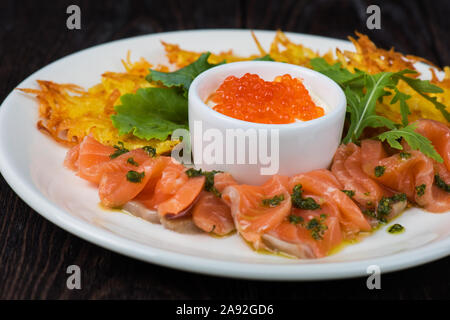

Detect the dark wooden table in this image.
[0,0,449,299]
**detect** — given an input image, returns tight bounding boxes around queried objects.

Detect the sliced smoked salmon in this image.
[332,141,389,209]
[192,173,237,236]
[76,135,116,184]
[289,169,371,237]
[222,175,291,249]
[98,152,165,208]
[263,197,343,258]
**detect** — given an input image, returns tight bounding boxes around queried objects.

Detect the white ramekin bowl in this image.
[188,61,346,185]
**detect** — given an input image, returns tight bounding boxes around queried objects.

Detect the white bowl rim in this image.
[189,60,346,129]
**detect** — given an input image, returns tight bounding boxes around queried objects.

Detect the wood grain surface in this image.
[0,0,449,299]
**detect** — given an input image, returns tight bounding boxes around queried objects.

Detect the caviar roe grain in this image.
[210,73,325,124]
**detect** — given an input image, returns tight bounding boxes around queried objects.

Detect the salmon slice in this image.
[332,142,388,208]
[157,175,206,218]
[263,197,343,258]
[64,144,80,171]
[289,170,371,238]
[412,119,450,171]
[192,173,237,236]
[363,149,450,212]
[222,175,291,249]
[99,154,164,208]
[138,160,188,209]
[76,136,116,184]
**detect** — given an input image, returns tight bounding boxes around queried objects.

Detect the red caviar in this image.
[210,73,324,124]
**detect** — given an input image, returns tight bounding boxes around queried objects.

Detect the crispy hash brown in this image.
[21,31,449,151]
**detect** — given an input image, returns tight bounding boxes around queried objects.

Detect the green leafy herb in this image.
[377,124,443,163]
[288,215,304,225]
[399,152,411,159]
[415,184,426,197]
[342,190,355,198]
[142,146,156,157]
[397,74,449,122]
[374,165,386,177]
[262,194,285,207]
[387,223,405,234]
[252,55,274,61]
[111,87,188,141]
[435,174,450,192]
[127,157,139,166]
[390,88,411,126]
[291,184,320,210]
[147,52,222,93]
[126,170,145,183]
[109,142,129,159]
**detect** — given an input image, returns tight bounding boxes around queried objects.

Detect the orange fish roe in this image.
[210,73,324,124]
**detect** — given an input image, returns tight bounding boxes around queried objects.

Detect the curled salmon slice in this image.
[222,175,291,249]
[263,197,343,258]
[99,157,161,208]
[138,160,188,210]
[332,142,388,208]
[157,175,206,218]
[192,173,237,236]
[64,144,80,171]
[76,136,116,184]
[364,149,450,212]
[412,119,450,171]
[289,170,371,238]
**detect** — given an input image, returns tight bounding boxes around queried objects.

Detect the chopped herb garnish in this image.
[399,152,411,159]
[288,215,304,225]
[306,216,328,240]
[126,170,145,183]
[127,157,139,166]
[262,194,285,207]
[185,168,203,177]
[434,174,450,192]
[143,146,156,157]
[377,193,407,218]
[342,190,355,198]
[415,184,426,197]
[363,192,371,196]
[387,224,405,234]
[374,165,386,177]
[363,208,377,219]
[291,184,320,210]
[109,142,129,159]
[185,168,222,197]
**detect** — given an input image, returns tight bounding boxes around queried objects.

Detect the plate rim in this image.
[0,29,449,281]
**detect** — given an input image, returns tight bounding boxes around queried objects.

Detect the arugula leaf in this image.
[398,74,450,121]
[310,58,364,87]
[343,72,395,142]
[111,87,188,141]
[377,124,443,162]
[146,52,221,92]
[253,55,274,61]
[390,88,411,126]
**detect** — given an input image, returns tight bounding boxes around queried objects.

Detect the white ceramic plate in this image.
[0,30,449,281]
